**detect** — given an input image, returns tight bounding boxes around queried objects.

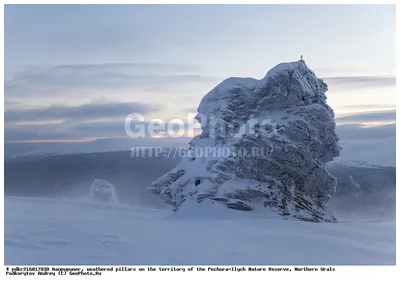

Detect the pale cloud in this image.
[335,110,395,124]
[4,101,159,123]
[323,76,395,90]
[5,63,218,100]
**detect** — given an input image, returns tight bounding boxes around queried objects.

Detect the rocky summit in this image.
[148,60,341,222]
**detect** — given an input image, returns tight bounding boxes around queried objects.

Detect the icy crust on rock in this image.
[149,61,340,222]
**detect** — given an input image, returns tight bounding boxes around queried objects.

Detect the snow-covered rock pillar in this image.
[90,179,119,204]
[149,60,340,222]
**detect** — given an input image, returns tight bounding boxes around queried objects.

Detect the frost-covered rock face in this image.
[90,179,119,204]
[149,60,340,222]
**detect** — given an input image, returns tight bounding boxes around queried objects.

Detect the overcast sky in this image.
[4,4,396,143]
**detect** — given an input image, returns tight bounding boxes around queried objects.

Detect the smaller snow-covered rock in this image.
[90,179,119,204]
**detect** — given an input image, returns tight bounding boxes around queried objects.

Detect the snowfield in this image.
[4,196,395,265]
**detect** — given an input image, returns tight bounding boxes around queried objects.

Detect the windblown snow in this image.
[4,197,395,265]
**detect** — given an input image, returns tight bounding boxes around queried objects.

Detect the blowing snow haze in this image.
[3,4,396,266]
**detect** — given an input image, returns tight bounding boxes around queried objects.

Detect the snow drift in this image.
[4,197,395,265]
[149,60,340,222]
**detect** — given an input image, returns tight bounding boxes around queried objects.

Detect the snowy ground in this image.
[4,196,395,265]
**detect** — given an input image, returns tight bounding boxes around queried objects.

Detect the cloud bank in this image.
[5,101,159,123]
